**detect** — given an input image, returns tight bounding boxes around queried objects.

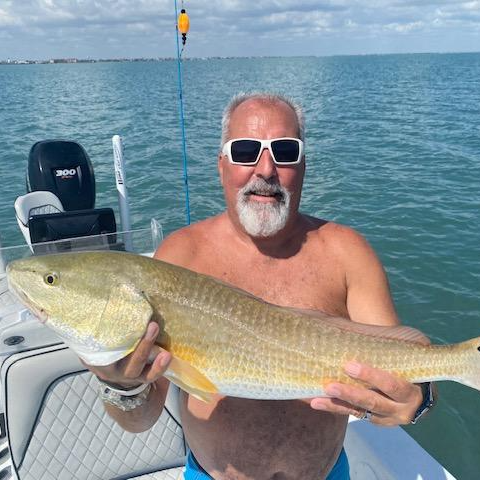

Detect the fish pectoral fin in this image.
[99,284,154,339]
[164,356,218,403]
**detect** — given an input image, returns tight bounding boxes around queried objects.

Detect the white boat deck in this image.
[0,277,18,317]
[345,417,455,479]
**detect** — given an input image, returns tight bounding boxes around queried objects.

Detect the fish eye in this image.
[44,273,59,286]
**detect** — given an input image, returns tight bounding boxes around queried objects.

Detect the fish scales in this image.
[126,258,472,397]
[6,251,480,400]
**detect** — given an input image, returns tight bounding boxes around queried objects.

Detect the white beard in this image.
[236,178,291,238]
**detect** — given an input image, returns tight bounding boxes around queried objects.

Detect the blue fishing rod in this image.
[174,0,191,225]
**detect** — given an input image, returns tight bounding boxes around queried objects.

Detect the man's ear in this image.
[218,153,224,186]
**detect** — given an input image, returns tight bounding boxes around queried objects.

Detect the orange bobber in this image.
[178,9,190,45]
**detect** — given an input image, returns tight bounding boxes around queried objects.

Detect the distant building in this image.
[50,58,78,64]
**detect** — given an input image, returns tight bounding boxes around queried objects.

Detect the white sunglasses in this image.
[222,137,304,165]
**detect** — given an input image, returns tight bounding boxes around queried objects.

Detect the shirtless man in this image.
[87,93,428,480]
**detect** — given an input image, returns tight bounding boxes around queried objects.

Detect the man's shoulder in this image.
[154,215,226,267]
[302,216,375,262]
[304,216,366,245]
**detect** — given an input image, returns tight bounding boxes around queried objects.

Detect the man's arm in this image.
[103,377,170,433]
[83,322,172,433]
[311,226,426,425]
[341,226,400,327]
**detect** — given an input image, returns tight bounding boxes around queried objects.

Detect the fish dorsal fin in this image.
[164,356,218,403]
[285,306,430,345]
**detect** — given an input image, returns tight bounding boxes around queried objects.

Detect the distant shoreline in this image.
[2,51,479,65]
[0,58,173,65]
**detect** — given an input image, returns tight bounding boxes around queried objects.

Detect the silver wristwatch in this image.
[411,382,435,424]
[97,378,152,412]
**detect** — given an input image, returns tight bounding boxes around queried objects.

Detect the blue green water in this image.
[1,54,480,478]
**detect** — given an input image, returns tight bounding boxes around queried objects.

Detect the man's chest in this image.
[196,253,348,317]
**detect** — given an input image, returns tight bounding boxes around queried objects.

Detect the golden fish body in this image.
[6,251,480,401]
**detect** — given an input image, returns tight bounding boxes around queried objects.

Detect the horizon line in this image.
[2,50,479,64]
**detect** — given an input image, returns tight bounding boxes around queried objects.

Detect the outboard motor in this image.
[27,140,95,211]
[15,140,117,253]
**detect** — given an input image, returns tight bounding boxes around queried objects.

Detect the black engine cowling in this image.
[27,140,95,211]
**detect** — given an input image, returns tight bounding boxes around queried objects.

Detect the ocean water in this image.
[1,53,479,479]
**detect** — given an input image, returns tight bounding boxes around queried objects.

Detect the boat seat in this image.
[14,190,119,254]
[0,344,186,480]
[14,191,65,248]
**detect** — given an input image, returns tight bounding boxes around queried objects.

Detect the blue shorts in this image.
[183,448,350,479]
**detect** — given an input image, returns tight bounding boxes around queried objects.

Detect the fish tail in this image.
[455,336,480,391]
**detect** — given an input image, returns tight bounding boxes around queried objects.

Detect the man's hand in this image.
[310,361,424,426]
[81,322,172,388]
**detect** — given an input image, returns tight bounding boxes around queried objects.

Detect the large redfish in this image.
[6,251,480,402]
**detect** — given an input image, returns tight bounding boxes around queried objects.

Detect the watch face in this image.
[411,382,435,424]
[99,382,151,411]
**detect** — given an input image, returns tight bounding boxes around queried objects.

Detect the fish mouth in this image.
[30,305,48,324]
[9,284,48,324]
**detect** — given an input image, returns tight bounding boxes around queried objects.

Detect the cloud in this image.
[1,0,479,59]
[0,6,21,27]
[385,21,425,33]
[1,0,172,28]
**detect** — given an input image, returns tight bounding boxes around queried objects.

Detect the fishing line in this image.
[174,0,191,225]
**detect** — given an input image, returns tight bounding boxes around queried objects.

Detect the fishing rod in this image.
[174,0,191,225]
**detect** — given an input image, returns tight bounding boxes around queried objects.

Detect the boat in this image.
[0,138,457,480]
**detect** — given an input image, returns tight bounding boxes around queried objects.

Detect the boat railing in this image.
[0,218,163,273]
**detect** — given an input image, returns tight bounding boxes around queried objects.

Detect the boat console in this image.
[15,140,117,253]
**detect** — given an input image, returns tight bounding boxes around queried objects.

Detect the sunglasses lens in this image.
[271,139,300,164]
[230,140,261,164]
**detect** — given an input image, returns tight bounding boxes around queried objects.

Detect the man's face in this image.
[218,99,305,238]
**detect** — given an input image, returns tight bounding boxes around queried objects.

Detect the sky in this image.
[0,0,479,60]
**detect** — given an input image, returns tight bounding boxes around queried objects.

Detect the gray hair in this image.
[220,92,305,148]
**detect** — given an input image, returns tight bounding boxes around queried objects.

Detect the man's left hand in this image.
[310,361,424,426]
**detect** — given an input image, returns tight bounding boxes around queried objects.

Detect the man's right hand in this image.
[81,321,172,388]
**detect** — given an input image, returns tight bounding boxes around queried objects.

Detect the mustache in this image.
[240,178,285,199]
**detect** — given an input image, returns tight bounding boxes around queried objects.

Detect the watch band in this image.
[97,379,152,411]
[97,378,150,396]
[411,382,435,424]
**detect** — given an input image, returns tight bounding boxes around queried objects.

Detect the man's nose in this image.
[254,147,277,179]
